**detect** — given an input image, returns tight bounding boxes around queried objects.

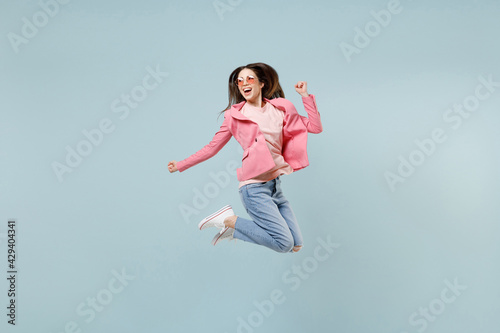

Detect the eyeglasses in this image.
[235,75,256,86]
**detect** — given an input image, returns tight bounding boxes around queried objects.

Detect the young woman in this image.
[168,63,323,253]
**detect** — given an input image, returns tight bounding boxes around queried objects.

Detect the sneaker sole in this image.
[198,205,232,230]
[211,227,231,245]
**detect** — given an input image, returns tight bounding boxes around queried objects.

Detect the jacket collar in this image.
[229,98,285,120]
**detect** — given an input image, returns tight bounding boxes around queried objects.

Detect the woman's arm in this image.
[295,81,323,134]
[170,111,233,173]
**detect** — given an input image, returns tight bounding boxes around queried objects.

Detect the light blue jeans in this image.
[233,176,303,253]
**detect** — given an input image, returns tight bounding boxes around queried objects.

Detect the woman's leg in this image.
[274,177,304,252]
[232,179,295,253]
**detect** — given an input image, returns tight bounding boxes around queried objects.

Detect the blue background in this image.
[1,0,499,332]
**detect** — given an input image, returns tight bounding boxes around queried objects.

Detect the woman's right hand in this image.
[168,160,178,173]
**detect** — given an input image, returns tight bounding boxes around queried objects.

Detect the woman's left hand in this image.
[295,81,309,97]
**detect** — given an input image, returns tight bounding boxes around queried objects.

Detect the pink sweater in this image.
[238,101,293,188]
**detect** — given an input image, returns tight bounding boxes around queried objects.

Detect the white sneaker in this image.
[211,227,235,245]
[198,205,234,230]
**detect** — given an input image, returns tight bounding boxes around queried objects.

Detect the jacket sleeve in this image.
[176,111,233,173]
[299,94,323,134]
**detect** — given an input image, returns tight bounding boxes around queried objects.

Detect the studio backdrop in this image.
[1,0,499,332]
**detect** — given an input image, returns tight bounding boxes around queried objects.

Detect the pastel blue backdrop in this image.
[1,0,499,332]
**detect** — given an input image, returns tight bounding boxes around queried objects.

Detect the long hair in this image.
[218,63,285,118]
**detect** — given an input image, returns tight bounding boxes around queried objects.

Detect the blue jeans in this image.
[233,176,303,253]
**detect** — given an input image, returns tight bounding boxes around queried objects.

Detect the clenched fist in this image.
[168,160,178,173]
[295,81,309,97]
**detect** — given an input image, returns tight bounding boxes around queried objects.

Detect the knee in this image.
[276,237,294,253]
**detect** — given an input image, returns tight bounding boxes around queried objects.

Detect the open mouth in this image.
[243,87,252,95]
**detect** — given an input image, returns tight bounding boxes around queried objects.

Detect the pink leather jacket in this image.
[176,94,323,181]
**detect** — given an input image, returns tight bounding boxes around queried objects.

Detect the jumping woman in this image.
[168,63,323,253]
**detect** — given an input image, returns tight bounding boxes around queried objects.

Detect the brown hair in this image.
[218,63,285,118]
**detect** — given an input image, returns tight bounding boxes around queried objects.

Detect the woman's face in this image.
[237,68,264,103]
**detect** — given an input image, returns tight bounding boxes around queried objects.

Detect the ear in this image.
[260,82,264,89]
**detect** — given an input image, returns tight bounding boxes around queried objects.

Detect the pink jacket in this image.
[176,94,323,181]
